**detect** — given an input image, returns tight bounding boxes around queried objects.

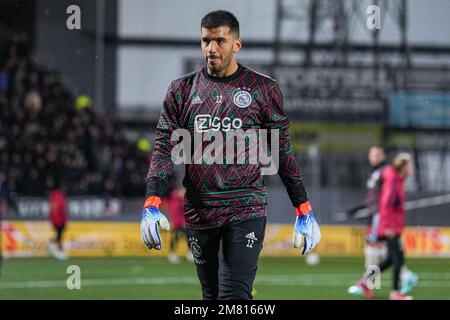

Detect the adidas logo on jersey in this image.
[191,95,202,104]
[245,232,258,241]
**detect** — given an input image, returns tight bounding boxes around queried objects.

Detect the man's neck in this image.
[207,61,239,78]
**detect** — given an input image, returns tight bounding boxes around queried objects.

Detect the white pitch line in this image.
[256,273,450,280]
[0,276,198,289]
[1,274,449,290]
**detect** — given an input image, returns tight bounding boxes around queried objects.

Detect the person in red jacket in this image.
[161,185,193,263]
[358,153,415,300]
[48,182,69,260]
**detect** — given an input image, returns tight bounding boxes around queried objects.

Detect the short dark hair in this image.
[201,10,240,37]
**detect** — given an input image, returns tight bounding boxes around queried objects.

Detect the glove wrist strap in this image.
[144,196,161,209]
[295,201,312,217]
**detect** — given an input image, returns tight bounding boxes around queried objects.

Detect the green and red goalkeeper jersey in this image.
[146,64,308,229]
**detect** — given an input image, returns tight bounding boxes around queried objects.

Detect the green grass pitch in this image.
[0,256,448,299]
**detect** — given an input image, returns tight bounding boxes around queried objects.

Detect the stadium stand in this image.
[0,36,149,199]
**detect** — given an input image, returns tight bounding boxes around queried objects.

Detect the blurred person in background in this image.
[356,153,416,300]
[47,179,69,261]
[347,145,388,294]
[347,146,417,298]
[162,185,194,264]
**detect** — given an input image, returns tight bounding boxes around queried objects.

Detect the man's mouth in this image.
[207,56,220,63]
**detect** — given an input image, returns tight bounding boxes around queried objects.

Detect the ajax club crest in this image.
[233,90,252,108]
[189,237,202,258]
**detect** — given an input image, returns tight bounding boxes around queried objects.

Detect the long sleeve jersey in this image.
[146,64,308,229]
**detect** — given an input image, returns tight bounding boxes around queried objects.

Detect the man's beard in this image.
[206,55,231,74]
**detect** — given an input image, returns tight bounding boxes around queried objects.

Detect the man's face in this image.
[201,26,241,75]
[368,147,385,167]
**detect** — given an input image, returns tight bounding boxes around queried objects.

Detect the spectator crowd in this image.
[0,35,150,203]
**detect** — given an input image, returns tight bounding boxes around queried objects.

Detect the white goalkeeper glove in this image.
[293,201,321,255]
[140,197,170,250]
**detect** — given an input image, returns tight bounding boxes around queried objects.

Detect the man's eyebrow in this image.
[201,36,227,41]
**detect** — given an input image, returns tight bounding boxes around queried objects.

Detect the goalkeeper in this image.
[140,10,320,300]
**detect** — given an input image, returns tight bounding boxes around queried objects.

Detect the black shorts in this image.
[186,216,267,300]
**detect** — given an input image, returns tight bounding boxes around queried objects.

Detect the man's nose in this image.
[207,41,217,53]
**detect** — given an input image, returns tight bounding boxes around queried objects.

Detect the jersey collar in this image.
[202,63,244,83]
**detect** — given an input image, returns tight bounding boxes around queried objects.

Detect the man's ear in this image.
[233,38,242,54]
